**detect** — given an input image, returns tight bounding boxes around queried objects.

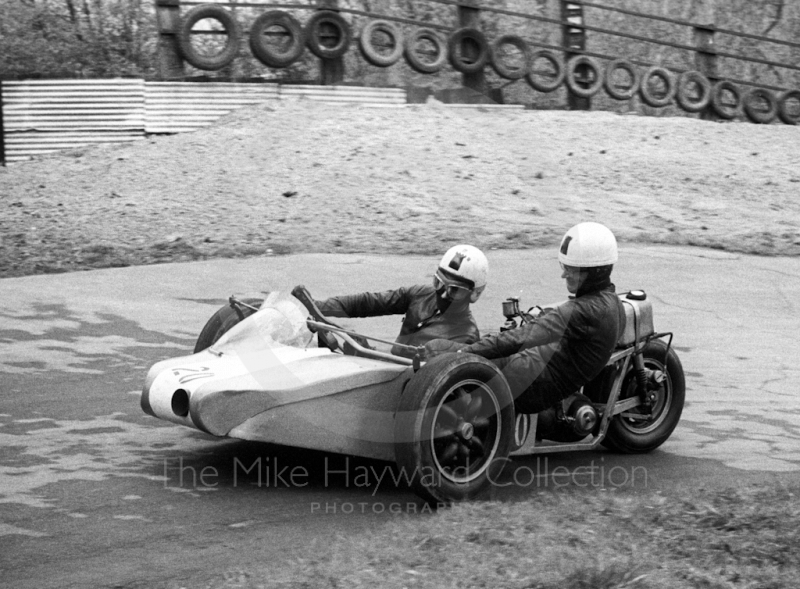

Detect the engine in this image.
[536,393,600,443]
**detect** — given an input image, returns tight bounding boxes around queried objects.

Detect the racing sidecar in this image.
[141,287,684,504]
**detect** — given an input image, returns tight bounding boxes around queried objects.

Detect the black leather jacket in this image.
[317,285,480,358]
[462,284,626,398]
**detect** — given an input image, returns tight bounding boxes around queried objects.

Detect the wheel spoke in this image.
[458,443,471,464]
[465,393,483,421]
[438,404,459,427]
[472,416,491,431]
[467,436,485,457]
[453,387,471,413]
[434,423,457,441]
[439,441,460,465]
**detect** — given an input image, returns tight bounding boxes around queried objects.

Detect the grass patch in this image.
[192,483,799,589]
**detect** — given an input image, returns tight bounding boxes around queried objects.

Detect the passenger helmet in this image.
[437,244,488,302]
[558,222,618,268]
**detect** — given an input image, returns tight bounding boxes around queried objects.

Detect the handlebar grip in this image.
[290,285,341,328]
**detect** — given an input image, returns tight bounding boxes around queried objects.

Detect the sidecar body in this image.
[141,293,415,462]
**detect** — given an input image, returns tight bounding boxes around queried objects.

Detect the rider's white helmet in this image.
[558,222,618,268]
[438,244,488,302]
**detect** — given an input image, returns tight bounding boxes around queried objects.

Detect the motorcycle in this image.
[499,291,685,457]
[140,286,684,505]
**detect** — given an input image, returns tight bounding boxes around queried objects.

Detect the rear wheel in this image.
[394,354,514,505]
[194,297,262,353]
[604,339,685,453]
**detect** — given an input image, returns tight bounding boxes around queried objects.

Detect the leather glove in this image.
[423,338,468,359]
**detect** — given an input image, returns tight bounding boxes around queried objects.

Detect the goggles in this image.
[560,262,581,274]
[433,270,473,299]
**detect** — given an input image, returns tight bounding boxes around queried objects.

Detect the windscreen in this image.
[210,292,314,353]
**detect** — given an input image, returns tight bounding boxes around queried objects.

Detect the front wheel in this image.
[603,339,685,453]
[193,297,262,353]
[394,354,515,505]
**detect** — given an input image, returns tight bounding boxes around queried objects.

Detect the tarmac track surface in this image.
[1,247,799,588]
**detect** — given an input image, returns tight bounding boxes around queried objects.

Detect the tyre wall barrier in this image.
[156,1,799,124]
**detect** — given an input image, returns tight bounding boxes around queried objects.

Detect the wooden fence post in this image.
[457,0,487,97]
[154,0,185,80]
[318,0,345,85]
[694,24,719,120]
[561,0,590,110]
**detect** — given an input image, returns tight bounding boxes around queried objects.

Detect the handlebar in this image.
[291,285,417,367]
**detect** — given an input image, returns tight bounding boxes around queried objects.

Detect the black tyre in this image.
[639,66,676,108]
[359,19,404,67]
[604,59,640,100]
[305,10,351,60]
[603,339,685,454]
[743,88,778,124]
[777,90,800,125]
[194,297,262,353]
[448,27,490,74]
[394,354,515,505]
[525,50,565,93]
[711,80,741,120]
[177,4,241,71]
[249,10,305,68]
[675,70,712,113]
[565,55,604,98]
[490,34,530,80]
[405,28,447,74]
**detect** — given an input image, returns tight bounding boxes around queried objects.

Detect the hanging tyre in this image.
[777,89,800,125]
[305,10,351,60]
[711,80,741,120]
[743,87,778,124]
[525,50,565,93]
[604,59,640,100]
[404,28,447,74]
[675,70,712,113]
[448,27,490,74]
[490,34,530,80]
[565,55,604,98]
[394,354,515,505]
[194,297,262,353]
[603,339,685,454]
[639,66,676,108]
[177,4,242,71]
[359,19,404,67]
[249,10,305,68]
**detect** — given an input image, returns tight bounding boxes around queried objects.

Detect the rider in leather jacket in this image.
[316,245,489,358]
[429,223,626,413]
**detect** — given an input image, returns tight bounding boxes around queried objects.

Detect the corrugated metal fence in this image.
[1,79,408,164]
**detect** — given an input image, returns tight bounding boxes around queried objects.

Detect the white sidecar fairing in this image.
[141,295,413,462]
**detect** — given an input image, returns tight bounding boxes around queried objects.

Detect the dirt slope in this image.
[1,98,799,278]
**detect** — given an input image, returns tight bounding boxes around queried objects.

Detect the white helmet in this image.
[558,222,618,268]
[438,244,488,301]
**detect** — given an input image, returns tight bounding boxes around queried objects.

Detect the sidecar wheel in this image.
[194,297,262,353]
[394,354,515,505]
[604,339,685,453]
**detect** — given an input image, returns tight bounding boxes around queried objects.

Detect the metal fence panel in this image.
[144,81,281,133]
[1,81,409,163]
[2,79,146,163]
